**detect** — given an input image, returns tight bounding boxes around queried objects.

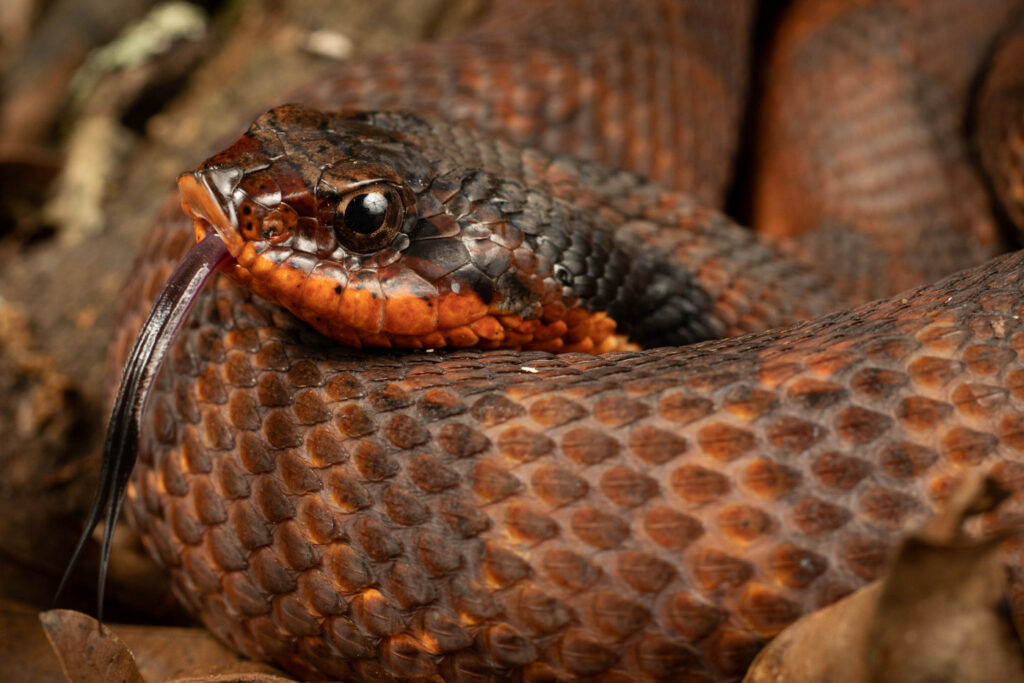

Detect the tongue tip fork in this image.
[54,233,230,622]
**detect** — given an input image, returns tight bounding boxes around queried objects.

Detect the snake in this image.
[58,0,1024,680]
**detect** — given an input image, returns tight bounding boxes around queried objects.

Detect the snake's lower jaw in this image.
[177,172,245,256]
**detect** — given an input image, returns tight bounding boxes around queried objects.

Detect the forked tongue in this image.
[54,233,230,620]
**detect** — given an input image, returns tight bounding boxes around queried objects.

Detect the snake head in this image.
[176,104,637,352]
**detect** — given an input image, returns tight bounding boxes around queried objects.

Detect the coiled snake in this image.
[63,0,1024,680]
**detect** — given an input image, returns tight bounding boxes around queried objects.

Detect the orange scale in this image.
[388,334,426,350]
[300,269,346,320]
[419,331,447,348]
[563,308,590,327]
[562,319,593,345]
[383,295,439,336]
[323,324,362,348]
[249,253,280,280]
[562,338,595,354]
[512,319,543,336]
[531,320,568,342]
[498,314,524,328]
[541,301,568,323]
[356,331,392,348]
[438,291,488,328]
[527,337,564,353]
[380,267,440,334]
[590,314,617,343]
[442,326,480,347]
[267,264,309,310]
[245,257,279,306]
[600,335,639,353]
[470,316,505,341]
[501,329,535,347]
[338,286,385,333]
[224,261,254,287]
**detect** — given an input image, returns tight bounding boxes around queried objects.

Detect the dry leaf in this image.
[39,609,144,683]
[37,608,290,683]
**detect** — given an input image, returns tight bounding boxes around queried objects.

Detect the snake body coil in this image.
[91,0,1024,680]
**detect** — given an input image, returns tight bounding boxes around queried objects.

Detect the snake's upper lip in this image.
[177,168,245,255]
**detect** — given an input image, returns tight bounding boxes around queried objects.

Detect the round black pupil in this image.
[344,192,388,234]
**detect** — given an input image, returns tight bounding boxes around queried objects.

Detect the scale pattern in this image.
[299,0,756,206]
[752,0,1018,303]
[106,0,1024,680]
[121,219,1024,681]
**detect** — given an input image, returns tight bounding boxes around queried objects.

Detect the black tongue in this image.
[54,233,230,621]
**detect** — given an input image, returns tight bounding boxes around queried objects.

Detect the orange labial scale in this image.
[564,308,590,327]
[527,338,565,353]
[224,262,253,287]
[532,320,569,342]
[357,331,393,348]
[339,287,384,333]
[591,314,617,343]
[237,242,258,269]
[598,335,638,353]
[513,319,543,337]
[562,338,596,353]
[249,256,276,281]
[325,325,362,348]
[563,320,593,345]
[438,292,489,328]
[266,265,308,309]
[470,316,505,341]
[498,314,524,328]
[302,273,344,320]
[420,331,447,348]
[388,334,426,349]
[541,301,567,323]
[443,326,480,347]
[501,329,535,347]
[383,295,439,336]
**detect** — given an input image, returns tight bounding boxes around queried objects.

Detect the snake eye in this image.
[343,192,389,234]
[331,183,404,253]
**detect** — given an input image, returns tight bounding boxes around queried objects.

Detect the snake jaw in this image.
[178,170,247,257]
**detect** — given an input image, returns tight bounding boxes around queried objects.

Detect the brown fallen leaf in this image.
[37,608,291,683]
[744,473,1024,682]
[39,609,144,683]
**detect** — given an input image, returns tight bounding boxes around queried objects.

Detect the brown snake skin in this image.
[106,0,1024,680]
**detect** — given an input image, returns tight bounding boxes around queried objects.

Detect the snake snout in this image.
[177,169,245,254]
